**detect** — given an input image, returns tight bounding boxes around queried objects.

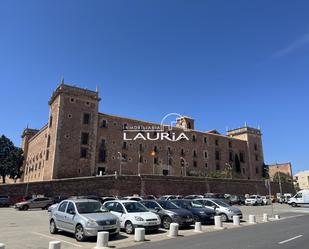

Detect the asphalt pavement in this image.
[127,214,309,249]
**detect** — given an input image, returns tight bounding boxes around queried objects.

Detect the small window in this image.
[154,146,158,153]
[203,137,207,144]
[80,147,88,158]
[240,152,245,162]
[193,161,197,167]
[254,143,258,151]
[123,123,128,130]
[83,113,90,124]
[66,202,75,214]
[192,135,196,142]
[215,140,219,146]
[85,101,90,106]
[70,98,75,103]
[193,150,197,157]
[139,155,143,163]
[139,144,143,152]
[81,132,89,145]
[154,157,158,164]
[100,119,107,128]
[181,149,185,156]
[46,150,49,161]
[216,163,220,170]
[122,141,127,149]
[215,150,220,160]
[162,169,169,176]
[168,157,172,165]
[49,115,53,128]
[255,154,259,161]
[47,135,51,147]
[229,151,233,161]
[68,114,72,118]
[205,163,208,168]
[204,151,208,158]
[228,141,232,148]
[255,167,259,174]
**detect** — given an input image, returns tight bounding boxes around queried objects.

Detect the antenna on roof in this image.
[96,85,99,93]
[60,77,64,85]
[244,121,248,127]
[258,124,261,130]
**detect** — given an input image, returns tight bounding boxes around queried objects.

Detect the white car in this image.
[245,195,263,206]
[103,200,161,234]
[261,196,271,205]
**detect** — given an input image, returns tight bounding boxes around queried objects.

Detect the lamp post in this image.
[276,163,283,196]
[150,150,156,175]
[180,157,188,177]
[117,152,123,176]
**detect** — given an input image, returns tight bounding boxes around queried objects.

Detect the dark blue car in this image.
[171,199,215,224]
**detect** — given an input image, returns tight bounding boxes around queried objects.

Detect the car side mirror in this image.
[154,207,160,212]
[69,210,76,215]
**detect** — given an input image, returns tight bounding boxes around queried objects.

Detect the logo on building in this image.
[123,113,190,142]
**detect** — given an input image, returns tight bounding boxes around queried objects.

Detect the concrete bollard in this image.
[94,231,109,249]
[49,241,61,249]
[248,215,256,224]
[0,243,5,249]
[214,215,223,229]
[168,223,179,237]
[134,228,145,242]
[194,222,203,233]
[233,215,240,226]
[275,214,280,220]
[263,213,269,222]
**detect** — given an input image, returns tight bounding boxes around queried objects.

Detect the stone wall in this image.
[0,175,295,204]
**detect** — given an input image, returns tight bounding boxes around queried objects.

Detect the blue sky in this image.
[0,0,309,173]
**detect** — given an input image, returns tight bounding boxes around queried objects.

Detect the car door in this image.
[111,203,126,227]
[203,200,218,213]
[64,201,76,232]
[144,201,163,219]
[54,201,68,230]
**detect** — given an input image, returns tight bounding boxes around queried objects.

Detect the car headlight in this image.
[227,209,233,212]
[86,220,98,227]
[134,216,144,221]
[199,211,205,214]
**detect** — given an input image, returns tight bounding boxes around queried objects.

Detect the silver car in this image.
[15,197,54,210]
[195,198,242,222]
[49,199,120,241]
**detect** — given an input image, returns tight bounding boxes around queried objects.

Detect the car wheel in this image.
[220,213,228,222]
[162,216,172,229]
[125,221,134,234]
[49,219,58,234]
[193,215,200,222]
[291,202,297,207]
[22,205,29,211]
[75,224,86,241]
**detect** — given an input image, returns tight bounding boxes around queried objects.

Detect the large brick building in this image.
[21,83,265,183]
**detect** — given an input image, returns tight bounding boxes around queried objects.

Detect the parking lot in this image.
[0,204,307,249]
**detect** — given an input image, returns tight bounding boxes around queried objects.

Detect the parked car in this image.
[49,199,120,241]
[170,199,215,224]
[184,195,204,199]
[100,196,117,203]
[245,195,263,206]
[194,198,242,222]
[159,195,183,200]
[141,200,194,229]
[141,195,157,200]
[229,195,246,205]
[120,196,143,201]
[0,195,10,207]
[261,196,272,205]
[15,197,54,210]
[288,190,309,207]
[103,200,161,234]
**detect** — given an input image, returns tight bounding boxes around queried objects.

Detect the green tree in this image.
[0,135,24,183]
[273,172,292,183]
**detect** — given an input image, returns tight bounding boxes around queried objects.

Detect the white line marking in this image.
[278,235,303,244]
[31,232,83,247]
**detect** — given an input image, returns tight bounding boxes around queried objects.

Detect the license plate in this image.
[148,222,157,225]
[186,218,193,222]
[103,225,114,230]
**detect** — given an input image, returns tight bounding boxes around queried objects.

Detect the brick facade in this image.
[20,83,266,182]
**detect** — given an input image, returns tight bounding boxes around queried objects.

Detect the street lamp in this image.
[276,163,283,196]
[180,157,188,177]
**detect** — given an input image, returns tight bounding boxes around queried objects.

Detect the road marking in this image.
[31,232,83,247]
[278,235,303,244]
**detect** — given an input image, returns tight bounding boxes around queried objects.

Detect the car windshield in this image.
[158,201,180,210]
[123,202,148,213]
[75,201,106,214]
[213,200,230,207]
[191,200,204,208]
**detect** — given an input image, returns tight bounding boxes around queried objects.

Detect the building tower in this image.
[176,116,195,130]
[227,126,264,180]
[44,83,100,179]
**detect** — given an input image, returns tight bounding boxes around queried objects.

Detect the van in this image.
[288,189,309,207]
